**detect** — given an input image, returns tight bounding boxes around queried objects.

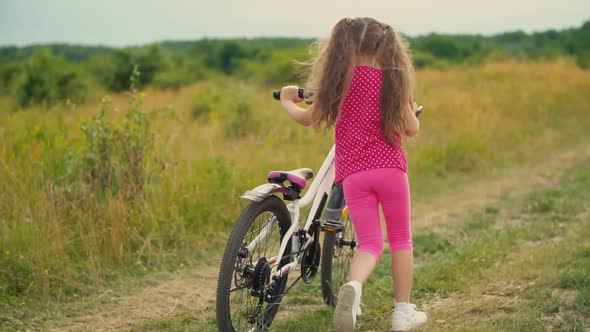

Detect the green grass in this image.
[268,158,590,331]
[557,247,590,315]
[2,61,590,329]
[140,314,217,332]
[413,232,452,257]
[128,158,590,331]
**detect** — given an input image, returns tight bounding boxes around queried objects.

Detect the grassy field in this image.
[1,59,590,330]
[270,157,590,331]
[146,151,590,331]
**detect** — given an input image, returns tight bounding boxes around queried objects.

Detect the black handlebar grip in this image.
[415,106,424,117]
[272,88,305,100]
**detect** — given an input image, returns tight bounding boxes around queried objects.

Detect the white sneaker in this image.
[391,303,427,331]
[333,281,362,332]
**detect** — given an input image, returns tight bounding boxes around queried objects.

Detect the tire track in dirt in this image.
[411,143,590,232]
[418,210,590,331]
[46,266,219,332]
[46,142,590,331]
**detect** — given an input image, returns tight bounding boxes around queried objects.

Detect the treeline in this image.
[0,20,588,108]
[411,21,590,68]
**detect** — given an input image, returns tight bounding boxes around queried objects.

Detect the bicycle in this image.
[216,88,423,331]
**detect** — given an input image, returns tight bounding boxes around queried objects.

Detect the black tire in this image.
[216,195,292,332]
[320,211,357,306]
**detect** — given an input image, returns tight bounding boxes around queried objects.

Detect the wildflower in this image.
[4,250,9,256]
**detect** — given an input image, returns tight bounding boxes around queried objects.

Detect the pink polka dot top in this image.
[335,65,407,184]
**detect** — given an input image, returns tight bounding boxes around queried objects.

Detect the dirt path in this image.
[46,143,590,331]
[411,142,590,232]
[46,266,220,332]
[418,210,590,331]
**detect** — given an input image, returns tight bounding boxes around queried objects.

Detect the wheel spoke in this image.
[217,197,291,332]
[227,211,285,331]
[321,212,357,307]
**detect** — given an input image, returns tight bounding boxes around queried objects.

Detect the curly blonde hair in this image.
[305,17,415,146]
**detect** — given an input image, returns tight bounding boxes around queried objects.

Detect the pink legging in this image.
[343,168,413,261]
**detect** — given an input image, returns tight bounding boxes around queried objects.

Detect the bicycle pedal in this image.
[321,220,344,233]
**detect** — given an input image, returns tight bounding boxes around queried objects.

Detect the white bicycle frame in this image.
[246,145,336,280]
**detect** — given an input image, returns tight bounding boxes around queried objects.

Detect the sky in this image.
[0,0,589,47]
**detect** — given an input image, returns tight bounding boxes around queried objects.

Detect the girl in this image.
[279,17,426,331]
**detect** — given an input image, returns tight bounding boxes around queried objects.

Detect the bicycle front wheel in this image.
[320,206,357,306]
[216,195,292,332]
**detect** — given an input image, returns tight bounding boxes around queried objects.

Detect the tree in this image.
[15,48,86,107]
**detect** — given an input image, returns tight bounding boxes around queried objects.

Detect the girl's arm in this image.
[402,101,420,137]
[280,86,315,127]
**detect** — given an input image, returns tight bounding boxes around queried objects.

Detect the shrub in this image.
[153,69,192,90]
[575,50,590,70]
[224,101,260,138]
[0,253,35,296]
[413,51,447,69]
[80,66,153,199]
[15,49,87,107]
[85,53,118,89]
[237,46,308,85]
[420,34,463,60]
[0,63,21,95]
[107,45,169,92]
[191,85,222,120]
[205,40,250,74]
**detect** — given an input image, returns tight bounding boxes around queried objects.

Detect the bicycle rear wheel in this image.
[216,195,292,332]
[320,207,357,306]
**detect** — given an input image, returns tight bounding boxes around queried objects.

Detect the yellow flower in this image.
[4,250,9,256]
[44,269,49,275]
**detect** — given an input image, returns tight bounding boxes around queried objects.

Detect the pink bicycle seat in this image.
[267,168,314,189]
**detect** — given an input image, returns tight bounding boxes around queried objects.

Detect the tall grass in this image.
[1,60,590,304]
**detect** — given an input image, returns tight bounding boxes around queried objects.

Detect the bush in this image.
[80,66,153,199]
[413,51,447,69]
[224,101,260,138]
[106,44,169,92]
[191,85,222,120]
[191,97,212,120]
[238,47,308,85]
[419,34,463,60]
[15,49,87,107]
[153,69,193,90]
[0,252,35,296]
[576,51,590,70]
[85,53,117,89]
[0,63,21,95]
[191,81,262,136]
[204,40,250,74]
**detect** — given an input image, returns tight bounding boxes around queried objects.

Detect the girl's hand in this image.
[279,85,314,127]
[402,101,420,137]
[280,86,304,104]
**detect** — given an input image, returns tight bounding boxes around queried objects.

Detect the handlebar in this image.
[415,106,423,117]
[273,88,424,117]
[272,88,305,101]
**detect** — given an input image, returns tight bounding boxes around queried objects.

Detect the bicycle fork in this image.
[268,184,347,282]
[268,200,305,278]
